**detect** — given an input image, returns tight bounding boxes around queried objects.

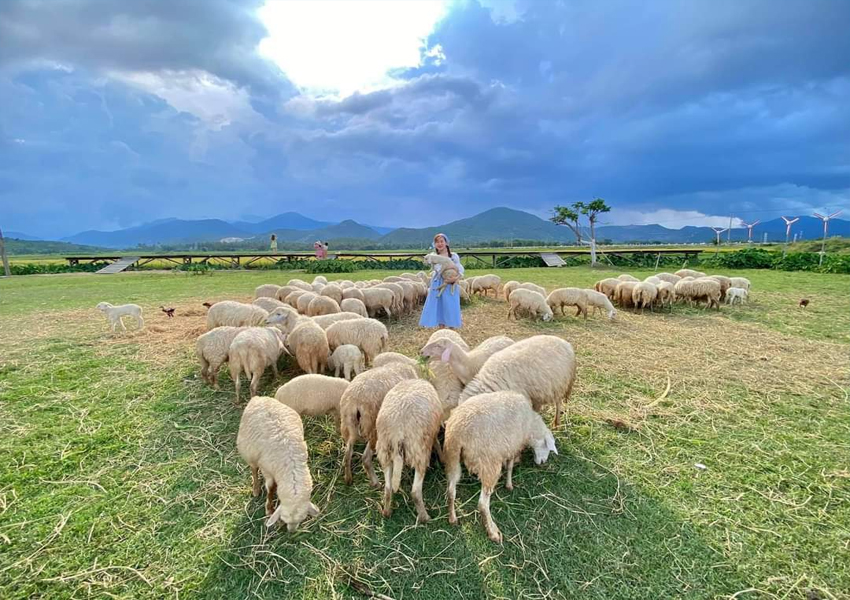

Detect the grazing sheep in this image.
[195,326,246,388]
[255,284,282,299]
[361,288,395,319]
[311,281,325,294]
[330,344,365,380]
[729,277,751,292]
[339,297,368,317]
[445,391,558,543]
[253,297,287,313]
[395,280,418,313]
[583,289,617,319]
[96,302,144,332]
[632,282,658,313]
[229,327,288,402]
[307,296,341,317]
[471,274,501,298]
[283,289,308,308]
[275,285,302,302]
[458,335,576,428]
[707,275,732,301]
[312,275,328,285]
[675,268,706,279]
[654,272,682,285]
[517,282,546,296]
[320,284,344,305]
[674,278,721,309]
[546,288,588,319]
[206,301,268,330]
[374,282,405,315]
[372,352,418,368]
[237,396,319,530]
[340,363,419,486]
[594,278,621,301]
[655,281,676,311]
[342,287,366,303]
[382,276,405,283]
[286,320,330,375]
[287,279,314,292]
[376,379,443,522]
[311,312,365,330]
[508,289,554,322]
[420,335,515,386]
[644,275,663,286]
[416,330,471,421]
[326,318,389,364]
[275,374,349,419]
[296,292,319,314]
[502,280,520,302]
[614,281,639,308]
[726,287,749,305]
[617,274,639,282]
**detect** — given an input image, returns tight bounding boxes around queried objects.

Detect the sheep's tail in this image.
[391,443,404,492]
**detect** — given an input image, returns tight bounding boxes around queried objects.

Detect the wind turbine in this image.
[781,216,799,257]
[740,219,760,243]
[813,210,843,265]
[711,227,728,246]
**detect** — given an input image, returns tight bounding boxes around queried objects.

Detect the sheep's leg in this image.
[554,397,562,429]
[433,438,445,464]
[136,315,144,329]
[412,468,430,524]
[343,440,354,485]
[265,480,277,516]
[250,370,262,398]
[447,466,461,525]
[233,372,241,404]
[344,364,351,381]
[381,464,394,518]
[479,486,502,543]
[250,465,261,497]
[363,443,381,488]
[505,457,516,491]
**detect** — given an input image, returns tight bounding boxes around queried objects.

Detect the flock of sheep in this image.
[95,264,752,543]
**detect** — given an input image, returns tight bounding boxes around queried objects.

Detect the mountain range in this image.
[7,208,849,250]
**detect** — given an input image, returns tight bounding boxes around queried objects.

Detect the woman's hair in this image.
[433,233,451,257]
[270,234,276,241]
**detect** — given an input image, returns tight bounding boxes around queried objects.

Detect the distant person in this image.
[419,233,463,330]
[269,234,277,252]
[314,240,323,260]
[322,241,329,259]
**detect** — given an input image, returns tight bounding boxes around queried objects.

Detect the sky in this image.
[1,0,849,238]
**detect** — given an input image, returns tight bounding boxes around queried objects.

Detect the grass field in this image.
[1,267,848,599]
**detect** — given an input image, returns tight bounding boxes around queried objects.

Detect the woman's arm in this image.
[452,253,465,275]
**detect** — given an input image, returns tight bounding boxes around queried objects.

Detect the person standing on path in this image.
[419,233,464,330]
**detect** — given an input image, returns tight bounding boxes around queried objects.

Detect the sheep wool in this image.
[274,374,349,418]
[255,284,282,299]
[206,301,268,330]
[306,296,341,317]
[228,327,288,402]
[508,289,554,321]
[582,289,617,319]
[96,302,144,332]
[546,288,588,319]
[420,335,514,386]
[286,320,330,374]
[196,326,247,388]
[631,282,658,313]
[325,318,389,364]
[340,298,368,318]
[329,344,365,380]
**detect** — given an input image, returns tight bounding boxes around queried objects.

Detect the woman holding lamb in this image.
[419,233,464,330]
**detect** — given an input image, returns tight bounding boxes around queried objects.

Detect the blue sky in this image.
[1,0,849,238]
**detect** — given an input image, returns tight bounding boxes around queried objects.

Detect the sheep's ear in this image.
[440,345,452,363]
[545,430,558,455]
[267,506,282,527]
[308,502,320,517]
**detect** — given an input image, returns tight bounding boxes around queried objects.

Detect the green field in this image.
[1,267,848,599]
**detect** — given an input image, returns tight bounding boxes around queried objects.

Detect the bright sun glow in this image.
[258,0,449,97]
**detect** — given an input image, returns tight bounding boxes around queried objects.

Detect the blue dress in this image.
[419,253,463,328]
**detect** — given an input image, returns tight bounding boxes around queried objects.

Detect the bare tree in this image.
[0,225,10,277]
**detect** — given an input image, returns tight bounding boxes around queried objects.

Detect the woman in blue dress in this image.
[419,233,464,329]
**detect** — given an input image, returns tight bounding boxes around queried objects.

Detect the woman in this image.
[419,233,464,329]
[314,241,322,259]
[269,234,278,252]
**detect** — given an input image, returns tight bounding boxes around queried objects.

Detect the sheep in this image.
[339,362,419,486]
[445,391,558,543]
[283,289,308,308]
[420,335,515,386]
[614,281,639,308]
[253,297,287,313]
[395,280,418,313]
[339,297,368,317]
[674,278,721,309]
[382,275,405,283]
[632,282,658,313]
[275,374,349,420]
[414,330,471,421]
[729,276,751,292]
[583,289,617,319]
[320,284,344,305]
[708,275,732,301]
[255,284,281,299]
[229,327,288,402]
[195,326,246,388]
[342,287,366,303]
[311,281,325,294]
[287,279,314,292]
[471,274,501,298]
[517,282,546,296]
[372,352,418,368]
[726,287,749,305]
[96,302,144,332]
[675,268,706,279]
[306,296,341,317]
[325,318,389,365]
[644,275,663,286]
[206,301,268,329]
[296,292,319,315]
[329,344,365,380]
[508,289,554,322]
[236,396,319,530]
[311,312,365,330]
[338,280,354,289]
[312,275,328,285]
[594,278,621,301]
[655,281,676,311]
[502,280,520,301]
[617,274,639,282]
[546,288,588,319]
[275,285,302,302]
[360,288,395,319]
[654,272,682,285]
[374,282,405,315]
[458,335,576,428]
[286,320,330,374]
[376,379,443,522]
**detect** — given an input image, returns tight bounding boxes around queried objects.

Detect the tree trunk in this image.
[589,218,597,265]
[0,227,10,277]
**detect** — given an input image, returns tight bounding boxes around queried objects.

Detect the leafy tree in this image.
[550,205,582,244]
[574,198,611,243]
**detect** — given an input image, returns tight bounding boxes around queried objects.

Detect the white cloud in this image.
[607,208,742,229]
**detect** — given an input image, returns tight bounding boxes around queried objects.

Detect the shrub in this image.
[700,248,775,269]
[10,262,109,275]
[307,259,357,274]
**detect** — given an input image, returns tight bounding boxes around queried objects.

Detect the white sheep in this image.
[675,268,706,279]
[320,284,344,305]
[546,288,588,319]
[374,282,405,315]
[296,292,319,314]
[274,374,349,420]
[631,282,658,313]
[614,281,639,308]
[329,344,365,380]
[229,327,288,402]
[283,289,308,308]
[471,274,501,298]
[459,335,576,428]
[507,289,554,322]
[708,275,732,301]
[325,318,389,365]
[306,296,341,317]
[502,280,520,301]
[195,326,246,388]
[311,312,365,330]
[275,285,302,302]
[312,275,328,285]
[617,274,639,282]
[286,320,330,375]
[339,362,419,486]
[726,287,749,305]
[253,297,287,313]
[582,289,617,319]
[206,301,268,329]
[517,282,546,296]
[417,330,472,422]
[372,352,418,368]
[644,275,663,286]
[339,297,368,317]
[655,281,676,311]
[360,288,395,319]
[445,391,558,543]
[654,272,682,285]
[96,302,144,332]
[255,284,282,299]
[593,278,621,300]
[420,335,515,386]
[674,278,721,309]
[342,287,366,303]
[376,379,443,523]
[236,396,319,530]
[729,277,751,292]
[287,279,314,292]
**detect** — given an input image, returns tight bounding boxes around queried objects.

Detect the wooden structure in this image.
[540,252,567,267]
[96,256,140,274]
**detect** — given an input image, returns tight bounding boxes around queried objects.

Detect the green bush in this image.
[700,247,775,269]
[10,262,109,275]
[307,259,357,274]
[355,259,427,271]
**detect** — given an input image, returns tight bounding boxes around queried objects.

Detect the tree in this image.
[550,205,582,245]
[575,198,611,244]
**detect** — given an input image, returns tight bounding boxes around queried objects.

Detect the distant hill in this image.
[63,219,251,248]
[232,212,334,233]
[5,238,109,255]
[5,230,41,241]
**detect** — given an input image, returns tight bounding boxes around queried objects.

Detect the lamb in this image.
[502,280,520,301]
[285,320,330,375]
[445,391,558,543]
[360,288,395,319]
[708,275,732,301]
[423,253,461,297]
[458,335,576,428]
[325,318,389,364]
[329,344,365,380]
[546,288,588,319]
[253,297,287,313]
[674,278,721,309]
[617,274,639,282]
[675,268,706,279]
[228,327,288,402]
[96,302,144,332]
[594,278,621,300]
[471,274,501,298]
[306,296,341,317]
[296,292,319,314]
[236,396,319,530]
[729,277,751,292]
[255,284,282,299]
[372,352,418,368]
[507,289,554,322]
[614,281,639,308]
[655,272,682,285]
[655,281,676,311]
[206,301,268,330]
[320,284,344,305]
[195,326,246,388]
[631,282,658,313]
[339,362,419,486]
[376,379,443,522]
[275,374,349,420]
[339,297,368,317]
[517,282,546,296]
[583,289,617,319]
[420,335,515,386]
[342,287,366,303]
[726,287,749,305]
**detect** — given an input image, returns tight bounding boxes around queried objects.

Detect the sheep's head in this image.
[541,306,554,322]
[607,308,618,320]
[420,339,453,363]
[267,500,320,532]
[531,428,559,465]
[95,302,111,311]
